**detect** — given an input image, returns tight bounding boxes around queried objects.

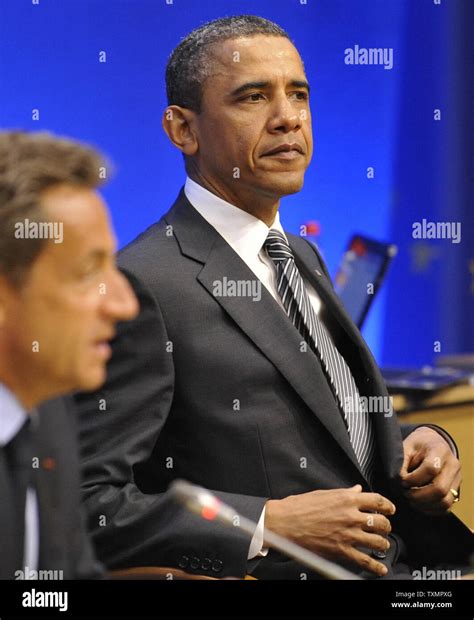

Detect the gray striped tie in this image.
[265,229,376,481]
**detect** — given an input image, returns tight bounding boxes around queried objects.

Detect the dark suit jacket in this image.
[0,397,101,579]
[75,188,473,579]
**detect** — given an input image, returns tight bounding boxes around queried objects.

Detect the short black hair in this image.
[165,15,290,113]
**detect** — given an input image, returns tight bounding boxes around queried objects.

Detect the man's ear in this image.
[162,105,199,157]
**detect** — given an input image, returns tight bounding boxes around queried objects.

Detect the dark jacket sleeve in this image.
[399,423,459,457]
[73,509,104,579]
[74,269,266,578]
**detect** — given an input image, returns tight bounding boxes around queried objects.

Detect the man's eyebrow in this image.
[291,80,310,93]
[230,79,310,97]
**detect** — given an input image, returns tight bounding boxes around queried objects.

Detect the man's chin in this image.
[265,175,305,197]
[77,366,107,393]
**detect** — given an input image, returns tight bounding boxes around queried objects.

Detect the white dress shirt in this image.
[0,382,39,574]
[184,177,324,559]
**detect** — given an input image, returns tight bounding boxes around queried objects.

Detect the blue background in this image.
[1,0,472,366]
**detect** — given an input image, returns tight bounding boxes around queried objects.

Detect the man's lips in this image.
[261,143,304,157]
[92,332,115,359]
[93,341,112,360]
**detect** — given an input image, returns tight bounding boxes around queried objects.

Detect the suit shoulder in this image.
[117,215,179,276]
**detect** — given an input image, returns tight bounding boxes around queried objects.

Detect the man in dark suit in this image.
[0,131,138,579]
[75,15,473,579]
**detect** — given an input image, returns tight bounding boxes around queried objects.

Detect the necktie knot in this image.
[265,229,293,262]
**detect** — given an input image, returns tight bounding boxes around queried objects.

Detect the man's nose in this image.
[268,94,302,132]
[103,269,139,322]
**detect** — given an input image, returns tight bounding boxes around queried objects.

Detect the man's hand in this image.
[400,426,462,515]
[264,485,396,577]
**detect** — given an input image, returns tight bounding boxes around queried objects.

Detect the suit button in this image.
[178,555,189,569]
[201,558,212,571]
[211,559,223,573]
[190,556,200,570]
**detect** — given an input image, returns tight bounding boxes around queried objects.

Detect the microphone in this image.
[169,479,362,580]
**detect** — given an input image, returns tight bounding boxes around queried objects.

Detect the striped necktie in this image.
[265,229,376,481]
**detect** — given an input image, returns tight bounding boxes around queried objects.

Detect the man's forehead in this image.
[39,186,115,249]
[211,35,304,76]
[40,185,103,227]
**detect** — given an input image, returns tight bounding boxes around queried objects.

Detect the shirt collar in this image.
[184,176,286,261]
[0,382,28,446]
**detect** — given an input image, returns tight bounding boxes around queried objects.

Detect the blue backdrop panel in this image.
[383,0,474,365]
[1,0,471,365]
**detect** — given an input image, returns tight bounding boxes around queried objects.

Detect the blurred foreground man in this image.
[75,16,473,579]
[0,132,138,579]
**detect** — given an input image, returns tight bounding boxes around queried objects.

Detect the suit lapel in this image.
[33,408,65,572]
[290,236,365,349]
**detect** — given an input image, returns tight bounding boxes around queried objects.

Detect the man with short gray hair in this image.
[0,131,138,579]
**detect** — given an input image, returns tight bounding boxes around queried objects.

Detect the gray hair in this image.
[165,15,290,114]
[0,131,108,287]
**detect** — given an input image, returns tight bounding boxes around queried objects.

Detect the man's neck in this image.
[187,170,280,227]
[0,365,46,412]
